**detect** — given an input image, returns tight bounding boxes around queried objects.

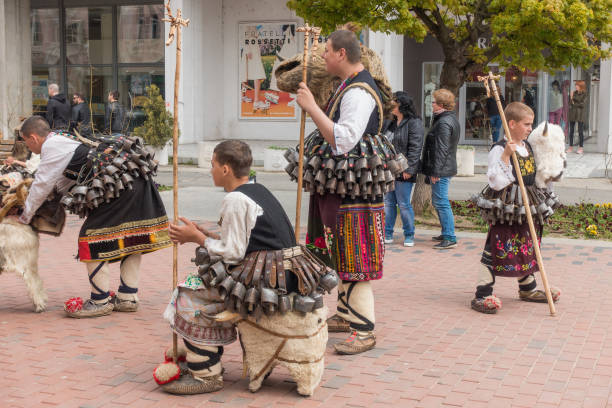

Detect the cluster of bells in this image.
[471,184,561,226]
[191,246,339,318]
[284,131,408,199]
[60,136,158,218]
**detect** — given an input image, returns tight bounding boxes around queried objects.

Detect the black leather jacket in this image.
[105,101,125,133]
[421,110,460,178]
[46,94,71,129]
[382,116,424,182]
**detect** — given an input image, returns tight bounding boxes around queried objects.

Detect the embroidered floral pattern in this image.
[518,154,535,177]
[495,260,537,273]
[495,233,534,260]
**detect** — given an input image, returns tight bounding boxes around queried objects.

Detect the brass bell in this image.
[112,157,126,169]
[244,287,260,313]
[308,155,322,170]
[336,181,347,197]
[351,183,361,199]
[325,177,337,192]
[121,173,134,190]
[314,170,326,186]
[278,295,291,314]
[260,287,279,315]
[335,159,348,175]
[368,154,383,169]
[386,159,400,175]
[361,170,373,185]
[126,161,140,177]
[373,183,382,197]
[355,157,368,171]
[345,170,356,185]
[304,170,315,184]
[384,169,394,183]
[104,164,120,177]
[91,178,104,189]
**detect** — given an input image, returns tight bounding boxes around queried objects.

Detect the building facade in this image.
[1,0,610,163]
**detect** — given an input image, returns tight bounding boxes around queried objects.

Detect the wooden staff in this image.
[478,72,556,316]
[163,0,189,362]
[294,23,321,241]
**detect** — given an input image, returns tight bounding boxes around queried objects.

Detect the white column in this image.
[367,30,404,91]
[0,0,32,139]
[597,52,612,154]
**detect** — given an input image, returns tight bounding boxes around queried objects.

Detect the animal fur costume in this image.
[471,122,566,313]
[156,183,336,396]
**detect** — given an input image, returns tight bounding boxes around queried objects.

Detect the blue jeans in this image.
[431,177,456,242]
[489,114,502,142]
[384,181,415,239]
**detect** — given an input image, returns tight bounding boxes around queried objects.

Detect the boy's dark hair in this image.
[20,115,50,138]
[214,140,252,178]
[328,29,361,63]
[109,90,120,100]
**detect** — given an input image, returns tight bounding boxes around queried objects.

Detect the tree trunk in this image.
[411,174,432,216]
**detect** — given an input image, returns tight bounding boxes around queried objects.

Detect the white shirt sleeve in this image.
[204,191,263,264]
[487,143,529,191]
[332,87,376,155]
[25,154,41,172]
[20,135,79,224]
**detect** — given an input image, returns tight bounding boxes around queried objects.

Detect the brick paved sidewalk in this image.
[1,216,612,408]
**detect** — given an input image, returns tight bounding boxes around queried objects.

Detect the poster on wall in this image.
[32,75,49,107]
[239,22,298,120]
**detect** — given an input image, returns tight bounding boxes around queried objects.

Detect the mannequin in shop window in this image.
[548,80,563,125]
[423,75,438,128]
[567,80,588,154]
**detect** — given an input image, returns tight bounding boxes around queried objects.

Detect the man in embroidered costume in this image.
[471,103,561,313]
[15,115,171,317]
[162,140,334,394]
[296,29,383,354]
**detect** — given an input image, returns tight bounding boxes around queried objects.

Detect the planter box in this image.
[154,144,169,166]
[264,148,288,172]
[456,146,475,177]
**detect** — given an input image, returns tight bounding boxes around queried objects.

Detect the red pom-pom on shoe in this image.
[153,361,180,385]
[64,297,83,313]
[483,295,502,310]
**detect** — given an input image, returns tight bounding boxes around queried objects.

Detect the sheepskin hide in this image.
[237,306,328,397]
[528,122,567,188]
[274,45,393,115]
[0,218,45,312]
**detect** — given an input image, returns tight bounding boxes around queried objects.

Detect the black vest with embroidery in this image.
[493,140,537,186]
[234,183,296,254]
[328,70,382,136]
[63,143,90,180]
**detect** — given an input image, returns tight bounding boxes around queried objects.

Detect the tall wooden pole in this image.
[478,72,556,316]
[294,24,320,241]
[164,0,189,361]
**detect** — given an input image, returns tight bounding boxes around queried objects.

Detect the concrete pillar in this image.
[597,52,611,154]
[367,30,404,92]
[0,0,32,139]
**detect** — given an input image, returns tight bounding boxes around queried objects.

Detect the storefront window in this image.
[463,66,501,143]
[65,7,113,65]
[422,62,442,128]
[118,5,165,64]
[119,66,165,133]
[31,8,60,65]
[32,67,62,115]
[67,66,113,132]
[504,68,540,126]
[546,68,570,133]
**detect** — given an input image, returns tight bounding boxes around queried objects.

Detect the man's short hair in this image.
[109,90,120,100]
[213,140,252,178]
[74,92,85,101]
[433,89,456,110]
[48,83,59,93]
[328,30,361,64]
[20,115,50,138]
[504,102,534,123]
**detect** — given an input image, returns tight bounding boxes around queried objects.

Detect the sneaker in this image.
[326,314,351,333]
[433,239,457,249]
[403,237,414,247]
[65,298,113,318]
[432,235,444,241]
[566,146,574,153]
[110,294,139,312]
[161,373,223,395]
[577,147,584,155]
[384,236,393,244]
[334,331,376,355]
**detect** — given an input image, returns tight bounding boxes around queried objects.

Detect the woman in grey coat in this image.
[383,92,424,247]
[567,80,588,154]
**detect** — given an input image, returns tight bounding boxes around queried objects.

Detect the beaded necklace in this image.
[325,71,360,114]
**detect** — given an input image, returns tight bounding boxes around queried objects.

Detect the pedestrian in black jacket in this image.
[71,93,91,132]
[45,83,71,130]
[104,90,125,134]
[421,88,460,249]
[383,91,424,247]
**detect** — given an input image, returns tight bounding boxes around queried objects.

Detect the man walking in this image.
[45,83,71,130]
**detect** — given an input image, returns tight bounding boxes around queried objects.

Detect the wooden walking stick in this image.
[163,0,189,362]
[294,23,321,241]
[478,72,556,316]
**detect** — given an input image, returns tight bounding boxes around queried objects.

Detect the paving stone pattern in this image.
[1,216,612,407]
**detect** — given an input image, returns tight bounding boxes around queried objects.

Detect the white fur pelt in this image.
[0,218,45,312]
[528,121,567,188]
[229,306,328,397]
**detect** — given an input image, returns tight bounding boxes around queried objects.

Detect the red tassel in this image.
[64,297,83,313]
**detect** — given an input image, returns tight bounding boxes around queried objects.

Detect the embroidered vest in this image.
[493,140,537,186]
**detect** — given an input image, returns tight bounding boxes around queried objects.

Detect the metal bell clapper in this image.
[191,246,210,265]
[278,295,291,314]
[218,276,236,300]
[244,287,260,313]
[293,294,315,314]
[209,262,227,287]
[260,287,279,315]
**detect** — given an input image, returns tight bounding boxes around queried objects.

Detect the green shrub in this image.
[133,84,177,148]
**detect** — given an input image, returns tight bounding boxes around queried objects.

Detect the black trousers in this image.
[569,121,584,147]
